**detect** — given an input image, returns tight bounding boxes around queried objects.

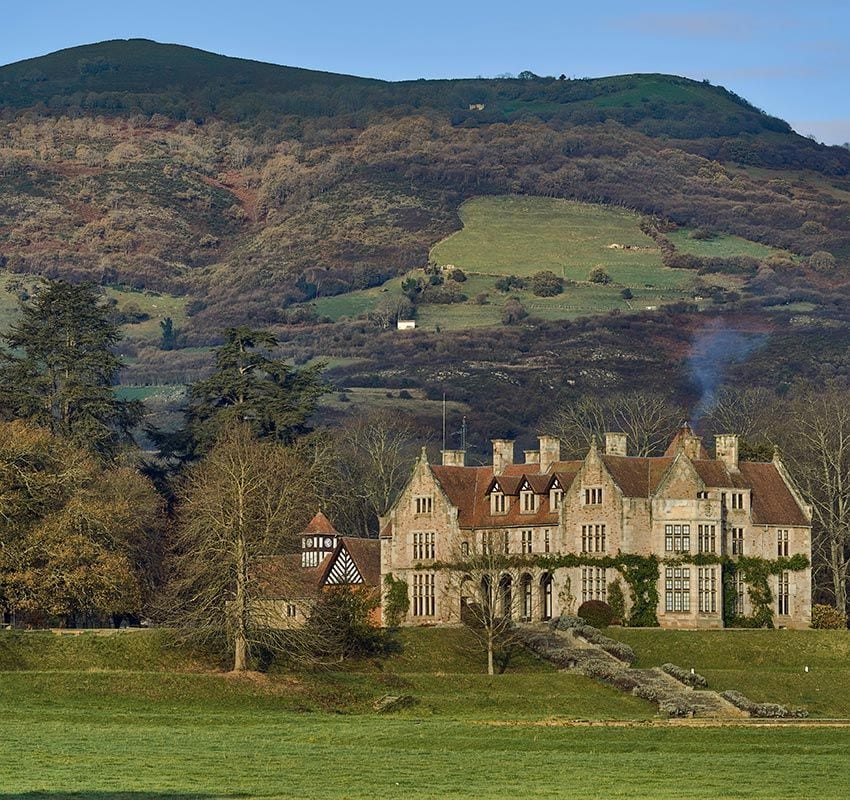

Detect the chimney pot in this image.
[538,435,561,472]
[604,432,628,456]
[442,449,466,467]
[491,439,515,474]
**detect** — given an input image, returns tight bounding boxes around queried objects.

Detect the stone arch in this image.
[540,572,554,621]
[519,573,533,621]
[499,574,513,619]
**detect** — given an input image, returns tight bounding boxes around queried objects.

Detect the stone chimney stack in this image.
[715,434,739,470]
[604,432,628,456]
[491,439,515,474]
[442,449,466,467]
[538,435,561,473]
[524,450,540,465]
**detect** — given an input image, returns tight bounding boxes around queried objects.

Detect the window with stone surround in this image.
[544,528,551,554]
[520,488,538,514]
[665,567,691,612]
[698,567,717,613]
[581,524,606,553]
[777,571,790,615]
[491,492,507,515]
[731,527,745,555]
[550,488,563,510]
[286,603,297,618]
[730,492,745,510]
[777,529,789,557]
[521,529,533,554]
[581,567,607,603]
[732,572,745,616]
[697,524,716,553]
[584,487,603,505]
[414,495,433,515]
[413,531,435,560]
[665,524,691,553]
[412,573,435,616]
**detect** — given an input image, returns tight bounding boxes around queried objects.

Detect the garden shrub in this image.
[577,599,615,628]
[811,603,847,629]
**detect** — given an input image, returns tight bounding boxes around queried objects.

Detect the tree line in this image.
[3,281,850,670]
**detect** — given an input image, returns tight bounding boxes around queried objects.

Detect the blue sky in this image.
[4,0,849,144]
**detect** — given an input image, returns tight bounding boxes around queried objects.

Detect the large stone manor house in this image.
[379,424,813,629]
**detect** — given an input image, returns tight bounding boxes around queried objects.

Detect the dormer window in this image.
[584,487,603,505]
[520,482,538,514]
[550,488,563,510]
[414,495,433,515]
[491,492,508,515]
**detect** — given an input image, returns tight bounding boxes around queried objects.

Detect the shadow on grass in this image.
[0,794,254,800]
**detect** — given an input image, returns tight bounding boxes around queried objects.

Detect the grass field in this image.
[313,195,772,331]
[0,272,189,346]
[606,628,850,718]
[4,628,850,798]
[665,229,789,260]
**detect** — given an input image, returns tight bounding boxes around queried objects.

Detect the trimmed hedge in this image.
[721,690,808,719]
[661,662,708,689]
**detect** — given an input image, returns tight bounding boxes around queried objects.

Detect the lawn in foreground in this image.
[4,673,850,800]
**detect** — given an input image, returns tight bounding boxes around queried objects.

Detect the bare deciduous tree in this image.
[778,391,850,613]
[442,531,545,675]
[164,424,318,671]
[545,391,684,458]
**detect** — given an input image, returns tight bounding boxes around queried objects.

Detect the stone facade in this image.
[380,425,813,629]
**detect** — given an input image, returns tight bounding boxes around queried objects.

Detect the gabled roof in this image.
[430,452,809,529]
[303,511,338,535]
[318,537,381,587]
[253,553,329,599]
[738,461,810,526]
[432,465,560,528]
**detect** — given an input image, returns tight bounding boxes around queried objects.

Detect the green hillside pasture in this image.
[430,196,688,287]
[667,229,790,260]
[0,272,188,345]
[105,285,189,344]
[607,628,850,718]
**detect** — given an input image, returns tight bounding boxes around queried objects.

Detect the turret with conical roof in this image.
[301,511,339,567]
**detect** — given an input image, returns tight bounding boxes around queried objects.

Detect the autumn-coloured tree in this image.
[0,420,163,625]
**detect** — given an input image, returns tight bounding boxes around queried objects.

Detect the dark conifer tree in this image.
[180,326,328,456]
[0,280,141,459]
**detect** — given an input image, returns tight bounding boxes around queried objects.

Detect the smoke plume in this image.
[687,319,767,422]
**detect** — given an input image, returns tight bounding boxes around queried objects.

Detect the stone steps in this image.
[513,624,753,719]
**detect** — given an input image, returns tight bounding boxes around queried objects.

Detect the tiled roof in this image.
[303,511,338,535]
[601,455,672,497]
[330,537,381,586]
[431,453,809,529]
[738,462,810,526]
[252,553,328,599]
[432,465,559,528]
